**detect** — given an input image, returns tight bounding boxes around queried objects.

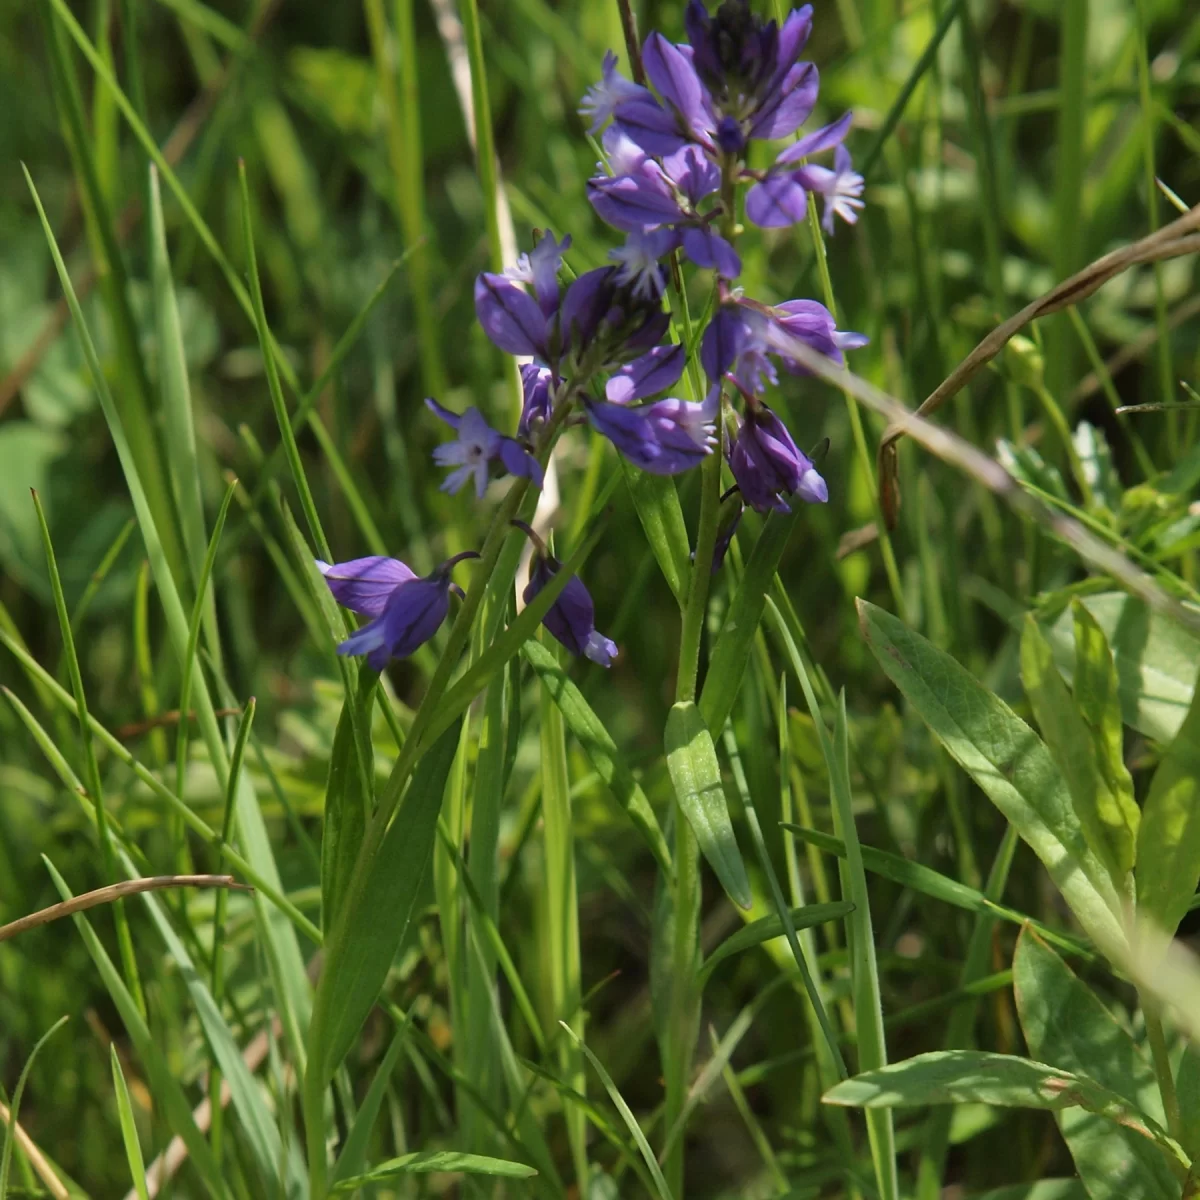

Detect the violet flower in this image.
[701,295,866,393]
[321,551,479,670]
[515,522,618,667]
[729,405,827,513]
[585,389,718,475]
[518,364,553,437]
[427,400,543,498]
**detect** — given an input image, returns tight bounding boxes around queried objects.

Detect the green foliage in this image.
[2,0,1199,1196]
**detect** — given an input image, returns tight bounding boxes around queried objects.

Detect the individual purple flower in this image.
[474,272,549,358]
[518,364,553,437]
[316,556,415,616]
[515,522,618,667]
[701,294,866,392]
[585,389,718,475]
[504,231,571,317]
[604,343,685,404]
[579,51,648,135]
[729,404,827,513]
[744,112,857,230]
[325,551,478,670]
[427,399,543,498]
[610,229,679,299]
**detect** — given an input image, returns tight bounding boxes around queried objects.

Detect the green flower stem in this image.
[1144,1001,1183,1147]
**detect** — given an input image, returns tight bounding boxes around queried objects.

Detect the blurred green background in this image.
[1,0,1198,1193]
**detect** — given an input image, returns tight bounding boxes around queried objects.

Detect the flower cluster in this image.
[321,1,867,673]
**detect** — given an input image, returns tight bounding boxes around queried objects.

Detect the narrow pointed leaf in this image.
[333,1152,537,1189]
[698,901,854,984]
[857,599,1125,956]
[665,701,751,911]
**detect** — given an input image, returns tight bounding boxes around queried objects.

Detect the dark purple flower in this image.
[680,227,741,279]
[329,551,478,670]
[518,364,553,437]
[793,145,865,234]
[700,296,866,392]
[523,550,618,667]
[605,343,685,404]
[585,389,718,475]
[729,405,827,513]
[427,399,543,497]
[317,556,415,617]
[587,166,686,234]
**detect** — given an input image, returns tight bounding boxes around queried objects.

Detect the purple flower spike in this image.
[427,400,543,497]
[641,32,712,145]
[316,556,416,617]
[701,306,752,384]
[523,549,618,667]
[586,390,717,475]
[730,405,827,513]
[605,343,685,404]
[748,60,818,141]
[333,551,479,671]
[580,50,649,133]
[586,170,684,233]
[474,273,548,357]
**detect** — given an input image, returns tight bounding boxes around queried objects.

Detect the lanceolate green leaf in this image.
[621,459,690,609]
[665,701,751,911]
[698,901,854,984]
[857,600,1125,957]
[1044,592,1200,743]
[823,1050,1187,1167]
[1136,672,1200,939]
[306,718,463,1188]
[1071,601,1139,859]
[1014,928,1177,1200]
[1020,616,1134,886]
[523,639,672,878]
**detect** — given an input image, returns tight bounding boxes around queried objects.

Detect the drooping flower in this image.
[321,551,479,670]
[585,389,718,475]
[516,522,618,667]
[427,400,543,498]
[701,294,866,393]
[729,404,827,513]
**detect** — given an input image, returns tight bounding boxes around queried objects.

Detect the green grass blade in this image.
[31,488,144,1017]
[175,477,238,805]
[333,1152,537,1189]
[621,461,690,609]
[524,640,672,878]
[561,1023,675,1200]
[0,1016,69,1200]
[110,1046,150,1200]
[42,857,232,1200]
[329,1031,407,1187]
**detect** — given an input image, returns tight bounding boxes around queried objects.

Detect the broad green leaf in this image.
[823,1050,1185,1166]
[700,510,797,735]
[43,858,231,1200]
[321,677,374,933]
[971,1184,1088,1200]
[665,701,751,911]
[1020,616,1133,886]
[857,600,1125,957]
[308,718,462,1091]
[333,1151,538,1189]
[621,459,689,608]
[1013,928,1177,1200]
[523,640,672,878]
[1136,674,1200,939]
[1071,601,1139,857]
[1044,593,1200,743]
[698,901,854,984]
